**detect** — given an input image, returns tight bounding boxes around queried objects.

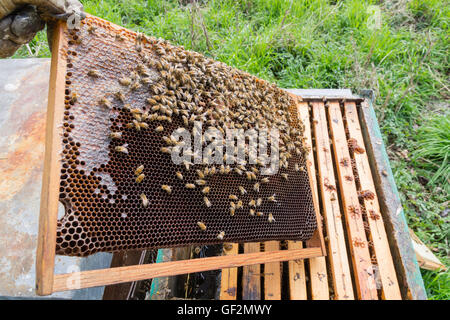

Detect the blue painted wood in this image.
[148,249,165,299]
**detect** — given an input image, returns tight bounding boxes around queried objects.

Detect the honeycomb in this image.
[54,15,317,257]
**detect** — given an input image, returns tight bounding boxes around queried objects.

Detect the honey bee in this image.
[88,69,100,78]
[130,108,141,114]
[224,166,231,174]
[110,132,122,139]
[163,136,176,145]
[131,82,142,91]
[256,211,264,217]
[204,197,212,208]
[210,166,216,175]
[217,231,225,240]
[193,170,203,179]
[202,186,210,194]
[267,194,277,202]
[238,186,247,195]
[256,198,262,206]
[236,200,243,209]
[70,92,79,103]
[230,207,235,216]
[154,125,164,132]
[115,34,125,41]
[162,185,172,194]
[281,173,289,180]
[160,147,172,154]
[87,25,96,34]
[197,221,207,231]
[219,165,225,174]
[261,177,270,184]
[135,165,144,176]
[185,183,196,189]
[133,120,141,131]
[115,91,125,102]
[253,183,260,192]
[119,77,132,86]
[100,97,112,108]
[251,167,259,174]
[249,209,255,216]
[249,199,256,207]
[140,193,149,208]
[229,194,238,201]
[196,179,207,186]
[183,160,192,170]
[139,122,149,130]
[268,213,275,223]
[176,171,183,180]
[234,168,243,175]
[136,174,145,183]
[115,146,128,154]
[133,113,142,121]
[246,172,253,180]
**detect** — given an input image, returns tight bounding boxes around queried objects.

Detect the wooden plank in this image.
[409,229,446,272]
[344,102,402,300]
[103,250,146,300]
[242,243,261,300]
[358,95,426,300]
[297,101,329,300]
[264,241,281,300]
[219,243,239,300]
[312,102,354,300]
[36,21,67,296]
[328,102,378,300]
[52,247,323,293]
[288,241,307,300]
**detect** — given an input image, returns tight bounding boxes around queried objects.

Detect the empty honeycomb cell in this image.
[53,16,317,256]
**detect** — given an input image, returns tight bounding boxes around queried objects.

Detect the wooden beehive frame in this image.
[35,20,326,296]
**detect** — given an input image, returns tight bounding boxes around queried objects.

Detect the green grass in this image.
[10,0,449,299]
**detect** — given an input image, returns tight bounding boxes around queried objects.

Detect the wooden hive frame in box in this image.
[36,18,326,296]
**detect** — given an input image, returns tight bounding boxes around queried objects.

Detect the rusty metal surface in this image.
[0,58,111,299]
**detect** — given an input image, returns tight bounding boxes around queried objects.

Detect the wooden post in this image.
[36,21,67,296]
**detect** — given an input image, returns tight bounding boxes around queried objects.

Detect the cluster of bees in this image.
[84,23,309,242]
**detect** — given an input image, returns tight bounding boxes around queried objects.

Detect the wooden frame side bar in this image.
[53,247,323,293]
[297,100,329,300]
[328,102,378,300]
[312,102,354,300]
[36,21,67,296]
[264,241,282,300]
[219,243,239,300]
[344,102,402,300]
[242,243,261,300]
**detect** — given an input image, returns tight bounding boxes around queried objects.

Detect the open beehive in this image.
[36,16,325,294]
